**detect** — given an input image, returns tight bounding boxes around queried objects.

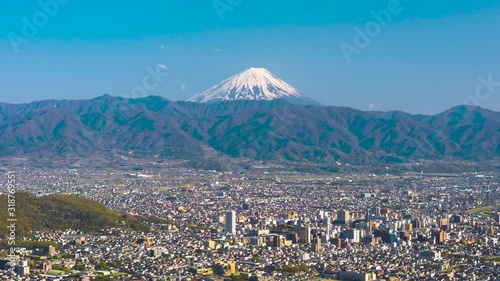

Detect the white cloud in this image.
[157,64,168,70]
[181,84,186,91]
[214,48,221,52]
[159,44,165,49]
[369,103,382,109]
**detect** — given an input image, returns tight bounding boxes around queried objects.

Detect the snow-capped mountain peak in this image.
[187,67,319,104]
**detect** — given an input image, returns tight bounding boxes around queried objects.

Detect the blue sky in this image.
[1,0,500,114]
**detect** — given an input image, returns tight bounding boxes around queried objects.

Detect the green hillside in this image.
[0,192,148,237]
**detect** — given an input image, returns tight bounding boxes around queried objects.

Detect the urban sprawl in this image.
[1,161,499,281]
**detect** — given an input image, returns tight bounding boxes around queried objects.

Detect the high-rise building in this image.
[432,229,447,244]
[41,262,52,273]
[225,210,236,234]
[44,245,56,256]
[272,235,285,248]
[149,247,162,257]
[373,228,391,244]
[331,238,343,247]
[326,216,331,245]
[412,218,423,229]
[439,218,450,230]
[286,233,299,244]
[337,210,350,224]
[312,237,321,252]
[213,260,236,276]
[495,212,500,224]
[16,264,30,277]
[298,225,311,244]
[342,229,361,243]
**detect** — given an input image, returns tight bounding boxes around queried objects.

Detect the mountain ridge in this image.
[1,95,499,164]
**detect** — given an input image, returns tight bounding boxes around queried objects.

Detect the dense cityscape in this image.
[3,1,500,280]
[1,160,499,280]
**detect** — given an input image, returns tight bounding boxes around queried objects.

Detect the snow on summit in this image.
[187,67,319,104]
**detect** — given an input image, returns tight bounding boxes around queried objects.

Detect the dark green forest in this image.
[0,192,148,237]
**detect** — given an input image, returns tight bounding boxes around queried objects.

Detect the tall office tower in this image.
[298,225,311,244]
[319,210,325,220]
[439,218,450,230]
[412,218,422,229]
[431,229,447,244]
[342,229,361,243]
[338,210,350,224]
[366,210,373,234]
[225,210,236,234]
[272,235,285,248]
[313,237,321,252]
[326,216,331,244]
[495,212,500,224]
[45,245,56,256]
[16,261,30,277]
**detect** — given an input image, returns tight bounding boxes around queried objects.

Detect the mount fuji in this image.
[187,67,320,105]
